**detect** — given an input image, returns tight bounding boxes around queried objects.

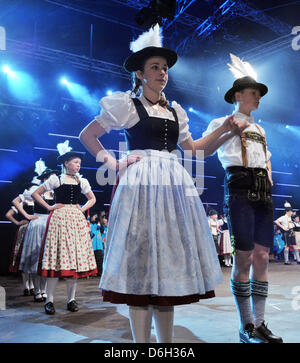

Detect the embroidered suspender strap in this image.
[239,124,268,169]
[240,133,248,168]
[132,98,149,120]
[254,124,268,169]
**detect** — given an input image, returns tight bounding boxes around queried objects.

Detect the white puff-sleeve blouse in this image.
[43,174,92,195]
[93,91,191,145]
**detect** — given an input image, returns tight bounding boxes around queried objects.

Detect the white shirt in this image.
[93,91,191,145]
[202,111,271,170]
[208,218,224,235]
[43,174,91,195]
[18,186,39,206]
[276,215,293,230]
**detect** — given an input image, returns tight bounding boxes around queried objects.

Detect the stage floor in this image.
[0,261,299,343]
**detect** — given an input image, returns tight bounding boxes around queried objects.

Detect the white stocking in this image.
[45,278,58,304]
[153,306,174,343]
[67,279,77,303]
[129,305,153,343]
[22,273,30,290]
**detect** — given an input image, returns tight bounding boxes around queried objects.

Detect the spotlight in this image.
[189,107,194,112]
[286,125,289,129]
[106,90,113,96]
[60,77,69,85]
[2,65,10,73]
[2,65,17,78]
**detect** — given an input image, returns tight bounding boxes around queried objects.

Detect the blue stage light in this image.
[106,90,113,96]
[60,77,70,86]
[2,65,17,78]
[189,107,194,112]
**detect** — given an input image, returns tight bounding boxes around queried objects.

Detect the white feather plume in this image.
[284,201,292,208]
[130,23,162,53]
[227,53,257,80]
[34,158,47,176]
[57,140,72,156]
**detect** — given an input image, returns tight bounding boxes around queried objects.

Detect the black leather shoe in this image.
[239,323,267,343]
[29,288,34,296]
[34,294,44,303]
[67,300,79,312]
[44,302,55,315]
[255,321,283,343]
[23,289,30,296]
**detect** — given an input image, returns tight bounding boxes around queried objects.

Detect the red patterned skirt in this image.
[38,205,97,278]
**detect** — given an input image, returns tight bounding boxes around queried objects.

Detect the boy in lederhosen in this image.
[203,68,283,343]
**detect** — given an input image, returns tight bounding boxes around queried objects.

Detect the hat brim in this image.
[124,46,178,73]
[224,81,268,104]
[37,169,60,180]
[57,152,84,164]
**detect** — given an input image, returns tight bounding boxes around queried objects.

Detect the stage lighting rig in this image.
[135,0,177,27]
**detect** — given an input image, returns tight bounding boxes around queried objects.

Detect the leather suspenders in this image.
[240,124,268,169]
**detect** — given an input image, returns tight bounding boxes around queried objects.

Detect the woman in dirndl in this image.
[18,160,59,302]
[32,141,97,315]
[11,180,40,295]
[79,24,233,343]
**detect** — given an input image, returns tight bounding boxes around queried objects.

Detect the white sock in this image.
[153,306,174,343]
[67,279,77,303]
[22,273,30,290]
[293,250,300,262]
[284,249,289,263]
[32,274,41,296]
[129,305,153,343]
[28,274,34,290]
[40,277,47,295]
[46,278,58,304]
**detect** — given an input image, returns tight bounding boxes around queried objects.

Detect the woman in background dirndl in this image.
[18,160,59,302]
[32,140,97,315]
[11,179,40,295]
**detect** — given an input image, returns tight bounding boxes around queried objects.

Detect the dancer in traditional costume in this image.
[32,140,97,314]
[79,24,235,343]
[18,160,58,302]
[203,54,282,343]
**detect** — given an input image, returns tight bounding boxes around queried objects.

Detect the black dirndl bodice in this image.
[124,98,179,152]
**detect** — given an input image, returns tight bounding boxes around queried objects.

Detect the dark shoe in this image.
[29,288,35,296]
[255,321,283,343]
[284,262,292,265]
[41,293,47,302]
[44,302,55,315]
[34,294,44,303]
[23,289,30,296]
[239,323,267,343]
[67,300,79,312]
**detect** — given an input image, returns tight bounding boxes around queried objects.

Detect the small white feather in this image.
[34,158,47,176]
[227,53,257,80]
[130,24,162,53]
[57,140,72,156]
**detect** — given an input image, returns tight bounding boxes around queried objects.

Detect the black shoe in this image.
[34,294,44,303]
[44,302,55,315]
[255,321,283,343]
[67,300,79,312]
[41,293,47,302]
[23,289,30,296]
[29,288,35,296]
[239,323,267,343]
[284,262,292,265]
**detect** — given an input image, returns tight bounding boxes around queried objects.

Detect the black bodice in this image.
[23,204,34,216]
[35,197,55,214]
[54,183,81,204]
[124,98,179,152]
